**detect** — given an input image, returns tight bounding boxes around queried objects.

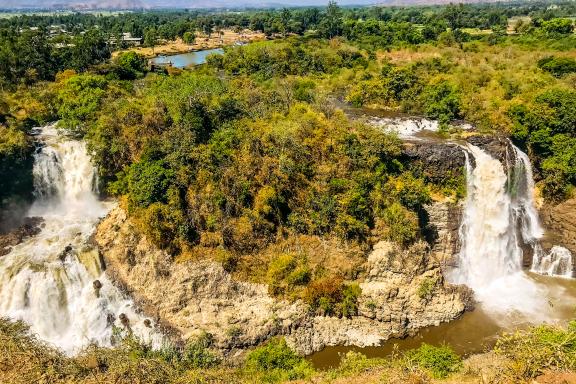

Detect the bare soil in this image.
[112,29,266,59]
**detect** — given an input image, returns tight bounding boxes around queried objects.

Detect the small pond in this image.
[150,48,224,68]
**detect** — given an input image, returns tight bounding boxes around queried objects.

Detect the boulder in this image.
[0,217,43,256]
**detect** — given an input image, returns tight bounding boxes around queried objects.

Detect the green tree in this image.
[57,74,108,135]
[71,29,110,71]
[421,80,461,123]
[542,18,574,35]
[115,51,147,80]
[127,159,174,208]
[144,28,158,53]
[182,31,196,44]
[319,1,343,39]
[280,8,291,36]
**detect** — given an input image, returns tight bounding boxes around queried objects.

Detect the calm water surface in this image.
[308,273,576,370]
[151,48,224,68]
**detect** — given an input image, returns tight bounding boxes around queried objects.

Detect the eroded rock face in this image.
[286,241,470,355]
[423,202,462,265]
[540,198,576,258]
[0,217,43,256]
[96,207,470,355]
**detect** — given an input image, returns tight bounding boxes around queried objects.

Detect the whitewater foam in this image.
[450,143,574,323]
[0,124,161,354]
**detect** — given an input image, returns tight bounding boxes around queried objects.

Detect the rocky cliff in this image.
[540,198,576,261]
[95,207,471,355]
[286,240,471,355]
[423,202,462,265]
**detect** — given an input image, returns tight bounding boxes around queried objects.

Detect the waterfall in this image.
[450,143,573,317]
[0,124,160,354]
[451,144,524,288]
[533,246,573,278]
[511,145,574,278]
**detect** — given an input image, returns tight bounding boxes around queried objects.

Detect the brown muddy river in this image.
[308,272,576,370]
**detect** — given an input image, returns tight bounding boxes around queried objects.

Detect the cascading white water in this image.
[510,145,575,278]
[451,145,524,287]
[533,246,574,278]
[0,124,160,354]
[450,143,574,318]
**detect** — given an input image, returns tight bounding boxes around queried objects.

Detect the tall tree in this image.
[281,8,291,36]
[319,1,343,39]
[144,28,158,54]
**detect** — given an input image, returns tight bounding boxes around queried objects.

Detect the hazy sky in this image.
[0,0,379,9]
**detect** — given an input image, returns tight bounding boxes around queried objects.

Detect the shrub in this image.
[381,202,420,246]
[340,283,362,318]
[303,276,343,315]
[266,253,311,296]
[495,322,576,379]
[405,343,462,379]
[245,338,314,383]
[303,278,361,317]
[537,56,576,78]
[181,332,220,369]
[330,351,388,378]
[215,249,238,272]
[417,277,437,300]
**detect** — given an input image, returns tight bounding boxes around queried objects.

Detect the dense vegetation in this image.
[0,0,574,287]
[0,1,575,87]
[0,1,574,382]
[2,317,576,383]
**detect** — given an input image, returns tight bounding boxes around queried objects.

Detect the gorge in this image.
[0,120,573,365]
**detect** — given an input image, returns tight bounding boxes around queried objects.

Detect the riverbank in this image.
[2,315,576,384]
[111,29,266,59]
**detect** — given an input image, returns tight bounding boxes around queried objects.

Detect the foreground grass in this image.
[2,318,576,383]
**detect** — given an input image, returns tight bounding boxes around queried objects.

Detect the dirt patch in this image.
[535,370,576,384]
[112,29,266,59]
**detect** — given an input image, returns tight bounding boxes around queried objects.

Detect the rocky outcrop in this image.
[286,241,470,355]
[402,142,466,185]
[96,207,470,355]
[95,207,305,350]
[0,217,43,256]
[466,136,509,162]
[423,202,462,265]
[540,198,576,258]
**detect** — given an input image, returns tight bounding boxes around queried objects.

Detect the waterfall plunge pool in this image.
[308,261,576,370]
[308,114,576,369]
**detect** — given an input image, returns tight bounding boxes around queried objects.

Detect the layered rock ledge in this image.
[95,206,470,355]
